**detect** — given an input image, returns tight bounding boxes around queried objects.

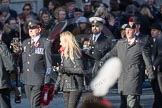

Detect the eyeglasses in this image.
[92,25,100,27]
[23,8,30,11]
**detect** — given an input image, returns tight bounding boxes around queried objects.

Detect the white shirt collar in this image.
[136,32,140,36]
[128,37,136,45]
[31,35,40,43]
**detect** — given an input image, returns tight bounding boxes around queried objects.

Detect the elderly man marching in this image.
[100,23,155,108]
[21,20,53,108]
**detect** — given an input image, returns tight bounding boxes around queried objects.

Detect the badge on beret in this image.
[94,18,97,23]
[129,22,134,27]
[28,21,32,26]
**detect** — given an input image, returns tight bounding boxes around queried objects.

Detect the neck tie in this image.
[135,34,138,39]
[93,36,96,42]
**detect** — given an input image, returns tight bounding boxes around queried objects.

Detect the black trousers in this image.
[157,72,162,93]
[24,84,42,108]
[120,92,141,108]
[151,72,162,108]
[63,91,82,108]
[0,88,11,108]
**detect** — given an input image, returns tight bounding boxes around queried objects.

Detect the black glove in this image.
[53,65,65,73]
[15,87,21,103]
[58,66,65,73]
[148,72,156,81]
[54,84,59,95]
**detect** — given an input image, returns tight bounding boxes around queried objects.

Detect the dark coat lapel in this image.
[95,32,104,44]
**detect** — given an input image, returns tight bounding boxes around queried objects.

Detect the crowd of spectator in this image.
[0,0,162,108]
[0,0,161,49]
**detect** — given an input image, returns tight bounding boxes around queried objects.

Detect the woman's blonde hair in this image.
[140,7,154,19]
[60,31,81,61]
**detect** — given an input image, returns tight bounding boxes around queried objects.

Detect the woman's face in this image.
[60,37,67,47]
[41,13,50,23]
[48,2,54,10]
[79,23,87,30]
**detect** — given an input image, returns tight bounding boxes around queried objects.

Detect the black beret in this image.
[129,16,141,24]
[27,20,41,29]
[73,8,83,12]
[151,23,162,31]
[120,24,128,31]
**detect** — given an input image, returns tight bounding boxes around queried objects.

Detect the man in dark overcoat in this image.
[100,23,155,108]
[150,23,162,108]
[83,16,113,78]
[21,20,53,108]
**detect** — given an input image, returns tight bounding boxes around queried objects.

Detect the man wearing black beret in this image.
[150,23,162,108]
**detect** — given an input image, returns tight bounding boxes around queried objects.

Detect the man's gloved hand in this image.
[148,72,156,81]
[44,74,51,85]
[53,65,64,73]
[54,84,59,95]
[44,68,52,85]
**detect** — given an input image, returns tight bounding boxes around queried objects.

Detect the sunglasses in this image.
[92,25,100,27]
[23,8,30,11]
[28,27,37,29]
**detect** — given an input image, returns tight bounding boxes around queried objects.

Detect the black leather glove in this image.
[58,66,65,73]
[53,65,65,73]
[54,84,59,95]
[148,72,156,81]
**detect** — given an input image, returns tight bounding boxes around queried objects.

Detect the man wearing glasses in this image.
[22,3,37,20]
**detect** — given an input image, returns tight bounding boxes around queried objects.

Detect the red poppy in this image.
[59,46,66,53]
[34,42,40,47]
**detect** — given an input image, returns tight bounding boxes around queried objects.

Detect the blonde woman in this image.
[55,31,84,108]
